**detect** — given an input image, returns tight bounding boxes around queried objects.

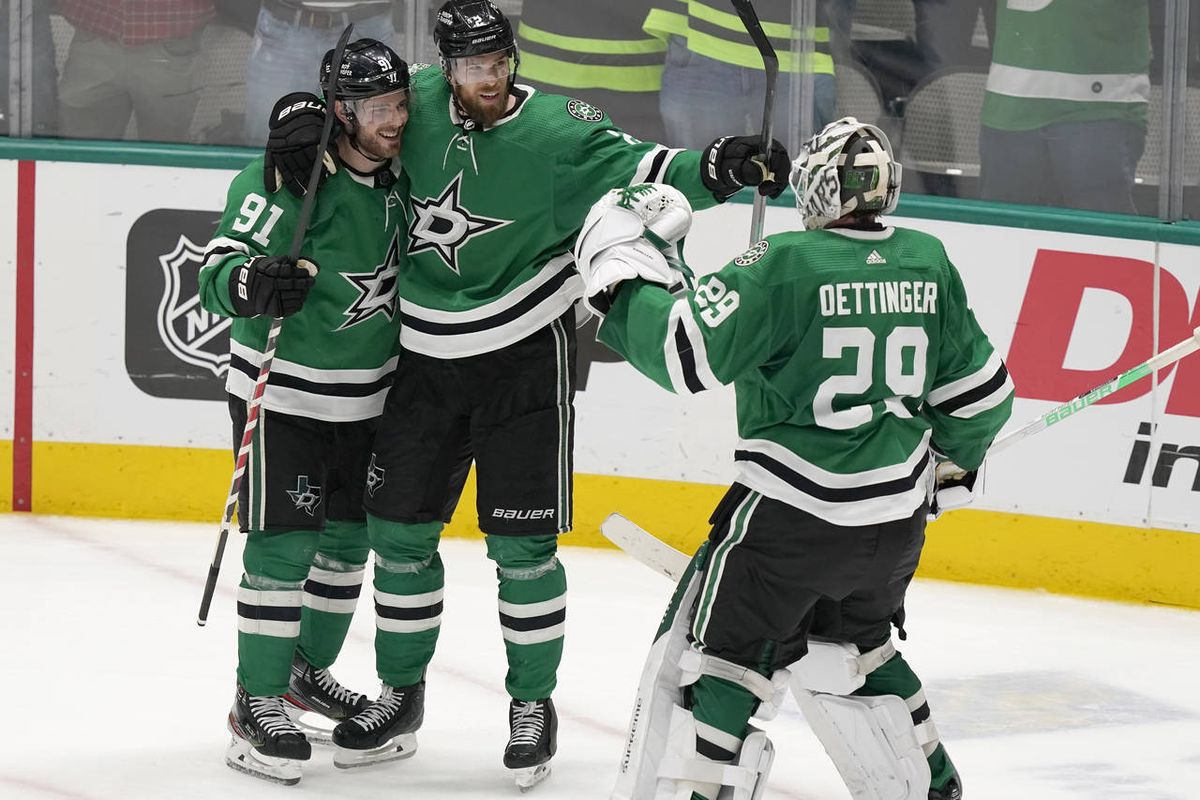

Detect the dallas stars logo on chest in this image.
[409,171,512,274]
[338,228,402,330]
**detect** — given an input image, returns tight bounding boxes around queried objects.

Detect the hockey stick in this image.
[986,325,1200,457]
[731,0,778,246]
[197,23,355,627]
[602,513,689,582]
[602,325,1200,582]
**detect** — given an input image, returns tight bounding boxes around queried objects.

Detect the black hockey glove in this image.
[263,92,338,197]
[229,255,319,318]
[700,135,791,202]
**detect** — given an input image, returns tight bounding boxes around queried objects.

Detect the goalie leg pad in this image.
[613,567,786,799]
[793,689,932,800]
[655,712,774,800]
[791,640,931,800]
[612,567,705,800]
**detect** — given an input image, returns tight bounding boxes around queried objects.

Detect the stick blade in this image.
[600,513,689,582]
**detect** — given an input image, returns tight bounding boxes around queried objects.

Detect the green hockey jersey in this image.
[397,65,719,358]
[982,0,1150,131]
[198,157,409,422]
[599,226,1014,525]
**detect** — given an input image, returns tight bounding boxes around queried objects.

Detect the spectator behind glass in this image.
[243,1,399,147]
[979,0,1150,215]
[914,0,994,72]
[0,0,59,136]
[517,0,667,144]
[644,0,837,150]
[56,0,214,143]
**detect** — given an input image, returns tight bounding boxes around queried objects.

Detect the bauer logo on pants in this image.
[125,209,228,401]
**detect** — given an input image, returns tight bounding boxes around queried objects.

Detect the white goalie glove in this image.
[927,458,979,521]
[573,183,694,317]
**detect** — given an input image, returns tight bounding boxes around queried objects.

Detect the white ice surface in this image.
[1,514,1198,800]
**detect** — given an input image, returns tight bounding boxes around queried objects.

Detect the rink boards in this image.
[1,151,1198,608]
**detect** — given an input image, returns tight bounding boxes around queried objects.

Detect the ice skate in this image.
[283,654,369,745]
[225,684,312,785]
[930,775,963,800]
[503,698,557,792]
[331,681,423,768]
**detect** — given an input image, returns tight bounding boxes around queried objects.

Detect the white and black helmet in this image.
[789,117,902,230]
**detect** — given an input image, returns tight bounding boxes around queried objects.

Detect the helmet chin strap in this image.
[342,115,390,166]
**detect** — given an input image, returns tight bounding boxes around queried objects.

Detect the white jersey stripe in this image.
[498,595,567,618]
[377,616,442,634]
[501,622,566,645]
[927,352,1005,407]
[951,371,1015,419]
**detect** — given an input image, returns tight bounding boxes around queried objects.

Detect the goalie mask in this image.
[789,117,902,231]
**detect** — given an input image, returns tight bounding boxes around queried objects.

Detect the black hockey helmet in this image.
[433,0,519,81]
[319,38,410,103]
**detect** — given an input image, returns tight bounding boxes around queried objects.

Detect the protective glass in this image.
[448,53,515,85]
[347,91,410,125]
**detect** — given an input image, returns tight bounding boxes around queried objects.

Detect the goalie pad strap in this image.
[793,640,897,696]
[678,649,779,703]
[658,757,757,790]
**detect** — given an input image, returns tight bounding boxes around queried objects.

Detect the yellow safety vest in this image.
[517,0,666,92]
[644,0,834,74]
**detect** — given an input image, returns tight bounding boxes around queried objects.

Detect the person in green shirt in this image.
[575,117,1011,800]
[198,39,418,786]
[979,0,1151,214]
[259,0,789,790]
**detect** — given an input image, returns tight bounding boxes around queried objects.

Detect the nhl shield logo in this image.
[156,234,231,378]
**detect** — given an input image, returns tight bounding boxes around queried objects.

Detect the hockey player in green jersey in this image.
[574,118,1013,800]
[260,0,789,789]
[198,40,416,785]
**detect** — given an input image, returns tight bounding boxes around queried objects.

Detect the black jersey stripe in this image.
[231,355,395,397]
[499,608,567,633]
[734,449,929,503]
[644,148,670,183]
[237,603,302,622]
[303,580,362,600]
[374,600,444,621]
[400,262,576,335]
[696,737,738,762]
[934,363,1010,416]
[673,320,706,394]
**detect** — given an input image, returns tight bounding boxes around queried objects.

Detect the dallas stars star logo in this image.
[338,228,401,330]
[409,171,512,274]
[287,475,322,516]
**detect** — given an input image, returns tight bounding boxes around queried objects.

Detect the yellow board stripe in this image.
[14,440,1200,609]
[0,440,11,513]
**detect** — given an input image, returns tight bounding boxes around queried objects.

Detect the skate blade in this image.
[225,736,303,785]
[333,733,418,769]
[284,708,337,747]
[513,762,551,792]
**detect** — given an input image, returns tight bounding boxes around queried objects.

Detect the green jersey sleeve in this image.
[923,264,1014,470]
[598,245,787,395]
[198,158,302,319]
[555,123,719,234]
